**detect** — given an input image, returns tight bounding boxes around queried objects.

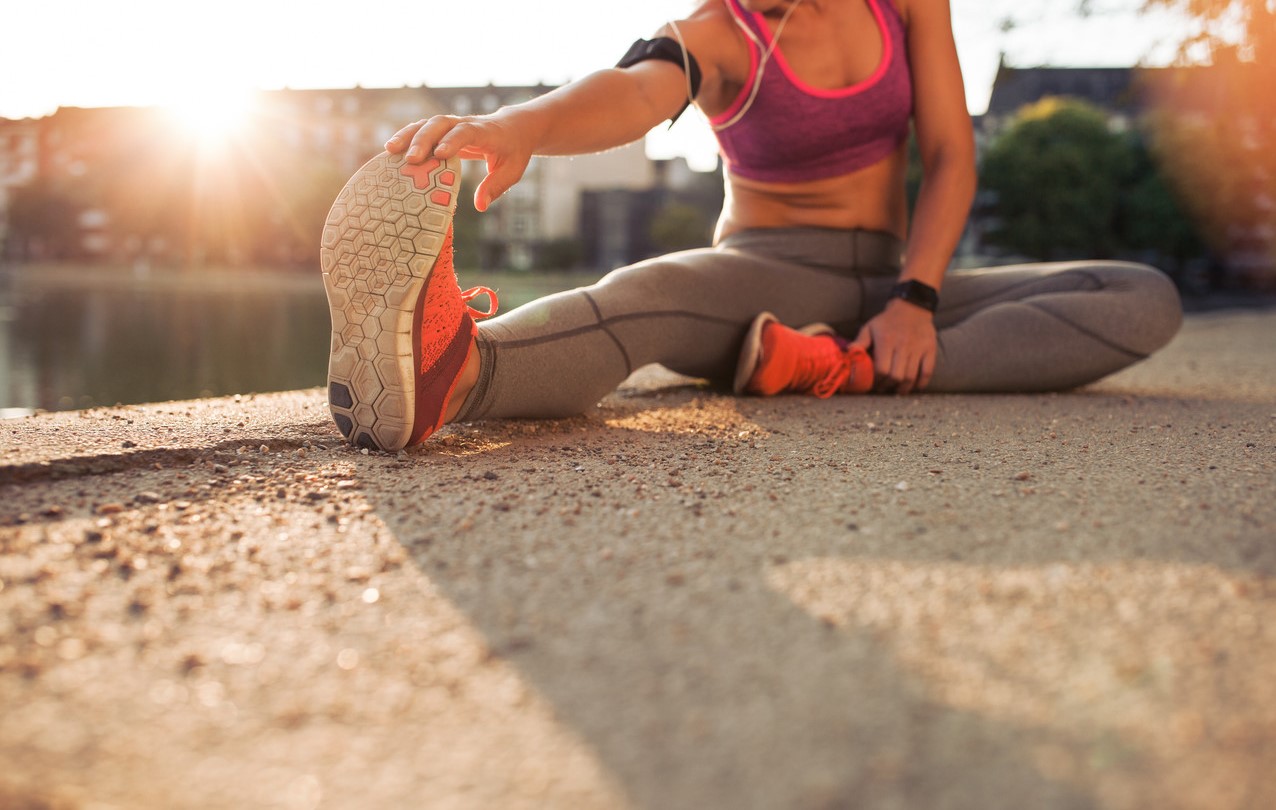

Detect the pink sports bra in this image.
[711,0,913,183]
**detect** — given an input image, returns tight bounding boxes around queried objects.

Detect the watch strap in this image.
[889,280,939,313]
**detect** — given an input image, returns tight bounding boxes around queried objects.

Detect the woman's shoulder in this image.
[660,0,740,43]
[655,1,750,76]
[887,0,956,28]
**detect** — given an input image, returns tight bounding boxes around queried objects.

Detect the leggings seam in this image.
[943,269,1106,321]
[497,309,740,351]
[582,291,634,377]
[1023,301,1147,360]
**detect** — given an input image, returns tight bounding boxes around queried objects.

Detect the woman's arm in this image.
[853,0,976,393]
[900,0,976,295]
[386,63,686,211]
[386,4,728,211]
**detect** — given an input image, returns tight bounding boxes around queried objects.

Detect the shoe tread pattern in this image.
[320,152,460,451]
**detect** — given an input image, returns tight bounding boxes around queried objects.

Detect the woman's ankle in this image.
[444,339,481,423]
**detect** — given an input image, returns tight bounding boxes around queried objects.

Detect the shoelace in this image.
[792,340,853,399]
[460,286,499,319]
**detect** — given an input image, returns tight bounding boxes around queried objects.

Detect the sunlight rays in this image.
[164,86,256,154]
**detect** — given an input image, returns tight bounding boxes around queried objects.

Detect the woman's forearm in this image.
[901,148,976,291]
[498,65,685,157]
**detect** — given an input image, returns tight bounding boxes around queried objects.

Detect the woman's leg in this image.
[455,230,898,420]
[847,261,1183,392]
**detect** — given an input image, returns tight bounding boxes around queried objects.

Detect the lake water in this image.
[0,265,592,415]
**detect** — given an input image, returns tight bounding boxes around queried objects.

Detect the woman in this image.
[320,0,1182,452]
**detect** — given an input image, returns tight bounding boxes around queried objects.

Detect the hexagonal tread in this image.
[319,150,463,451]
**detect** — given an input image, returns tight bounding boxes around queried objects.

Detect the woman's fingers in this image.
[383,115,530,211]
[384,118,435,154]
[917,350,936,391]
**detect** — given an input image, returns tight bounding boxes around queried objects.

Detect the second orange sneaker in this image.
[321,152,496,451]
[733,312,874,398]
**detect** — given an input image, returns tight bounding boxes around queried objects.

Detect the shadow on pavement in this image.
[356,379,1273,809]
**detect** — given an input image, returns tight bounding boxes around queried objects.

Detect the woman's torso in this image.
[695,0,913,242]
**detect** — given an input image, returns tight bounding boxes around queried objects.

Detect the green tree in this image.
[650,200,713,253]
[980,98,1132,259]
[1117,131,1206,275]
[536,237,585,271]
[452,172,483,271]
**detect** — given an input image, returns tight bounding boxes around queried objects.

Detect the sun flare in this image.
[165,87,255,150]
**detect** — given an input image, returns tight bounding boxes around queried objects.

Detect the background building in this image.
[0,84,709,271]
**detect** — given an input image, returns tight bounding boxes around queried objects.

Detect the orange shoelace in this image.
[792,344,853,398]
[460,286,499,319]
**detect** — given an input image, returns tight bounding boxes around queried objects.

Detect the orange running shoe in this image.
[733,312,873,398]
[320,152,497,451]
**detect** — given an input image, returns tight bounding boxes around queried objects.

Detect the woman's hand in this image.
[850,299,937,394]
[385,114,533,212]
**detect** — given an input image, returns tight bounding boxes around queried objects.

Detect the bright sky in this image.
[1,0,1191,169]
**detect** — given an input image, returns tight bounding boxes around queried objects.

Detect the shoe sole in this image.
[319,151,462,451]
[733,312,835,394]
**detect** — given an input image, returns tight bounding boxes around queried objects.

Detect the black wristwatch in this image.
[889,280,939,313]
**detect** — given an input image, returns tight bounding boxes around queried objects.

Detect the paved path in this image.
[2,309,1274,810]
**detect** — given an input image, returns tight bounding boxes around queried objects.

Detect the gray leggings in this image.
[456,228,1182,421]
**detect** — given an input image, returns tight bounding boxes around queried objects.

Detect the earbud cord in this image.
[713,0,805,131]
[667,18,696,111]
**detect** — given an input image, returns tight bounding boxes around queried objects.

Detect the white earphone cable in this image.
[713,0,805,131]
[667,18,696,111]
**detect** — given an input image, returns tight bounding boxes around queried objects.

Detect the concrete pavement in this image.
[2,308,1274,810]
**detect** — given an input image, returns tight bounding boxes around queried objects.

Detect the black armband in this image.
[617,36,702,124]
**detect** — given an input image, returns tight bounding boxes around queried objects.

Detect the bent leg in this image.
[915,261,1182,392]
[457,242,877,420]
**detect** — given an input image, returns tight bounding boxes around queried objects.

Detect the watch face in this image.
[892,282,938,312]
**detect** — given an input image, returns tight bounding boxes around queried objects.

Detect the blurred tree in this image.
[453,172,483,270]
[650,200,713,253]
[1117,131,1207,275]
[536,237,585,271]
[980,98,1132,259]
